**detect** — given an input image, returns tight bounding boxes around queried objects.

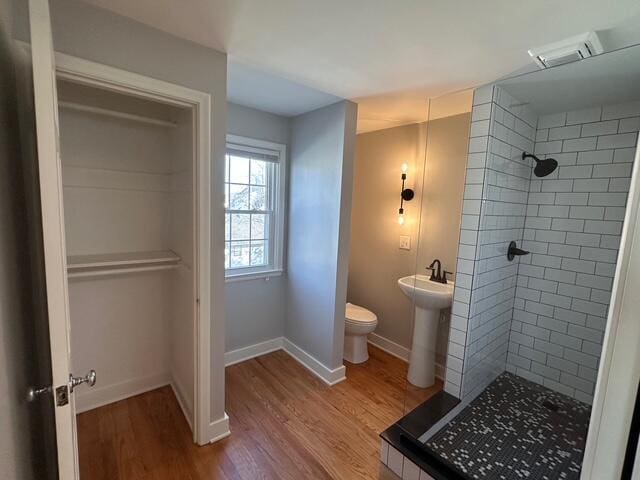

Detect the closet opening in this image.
[54,55,215,462]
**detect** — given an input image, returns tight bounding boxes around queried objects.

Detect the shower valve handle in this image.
[507,241,529,261]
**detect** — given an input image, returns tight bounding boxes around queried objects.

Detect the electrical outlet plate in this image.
[399,235,411,250]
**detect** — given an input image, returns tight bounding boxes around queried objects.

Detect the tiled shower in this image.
[381,45,640,480]
[444,83,639,404]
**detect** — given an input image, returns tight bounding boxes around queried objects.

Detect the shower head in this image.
[522,152,558,178]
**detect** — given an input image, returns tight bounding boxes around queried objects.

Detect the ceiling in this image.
[499,44,640,115]
[80,0,640,132]
[228,62,341,117]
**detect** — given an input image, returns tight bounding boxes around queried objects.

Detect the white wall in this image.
[225,103,289,352]
[168,109,195,421]
[286,100,358,371]
[68,274,171,412]
[59,104,173,255]
[49,0,228,426]
[59,93,195,414]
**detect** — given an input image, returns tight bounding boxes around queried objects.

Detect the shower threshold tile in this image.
[424,372,591,480]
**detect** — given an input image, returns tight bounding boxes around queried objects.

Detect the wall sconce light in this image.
[398,163,414,225]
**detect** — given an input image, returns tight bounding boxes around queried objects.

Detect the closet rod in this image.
[58,101,178,128]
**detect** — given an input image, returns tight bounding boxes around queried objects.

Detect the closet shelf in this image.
[67,250,181,278]
[59,101,178,128]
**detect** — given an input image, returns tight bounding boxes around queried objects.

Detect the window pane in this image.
[250,241,266,266]
[251,213,268,239]
[230,213,250,240]
[229,184,249,210]
[230,241,250,268]
[229,155,249,183]
[250,185,267,211]
[250,159,266,185]
[225,146,281,273]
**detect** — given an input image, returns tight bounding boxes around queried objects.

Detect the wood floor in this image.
[77,346,441,479]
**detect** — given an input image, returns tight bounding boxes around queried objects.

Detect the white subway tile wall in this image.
[507,101,639,403]
[444,85,540,399]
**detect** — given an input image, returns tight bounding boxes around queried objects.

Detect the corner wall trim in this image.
[207,413,230,444]
[171,376,193,430]
[224,337,284,366]
[282,338,346,386]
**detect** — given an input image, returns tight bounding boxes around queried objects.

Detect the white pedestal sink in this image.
[398,274,454,388]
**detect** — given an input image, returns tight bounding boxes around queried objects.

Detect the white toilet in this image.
[343,303,378,364]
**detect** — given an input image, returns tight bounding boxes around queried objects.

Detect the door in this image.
[0,1,59,478]
[28,0,79,477]
[0,0,77,478]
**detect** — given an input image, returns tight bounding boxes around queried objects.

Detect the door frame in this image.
[54,52,214,445]
[581,136,640,479]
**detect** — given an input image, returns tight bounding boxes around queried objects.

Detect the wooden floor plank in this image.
[77,345,441,479]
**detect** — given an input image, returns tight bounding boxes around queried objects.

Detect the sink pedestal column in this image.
[407,306,439,388]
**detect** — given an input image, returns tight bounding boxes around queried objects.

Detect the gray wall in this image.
[286,101,358,370]
[225,102,290,351]
[49,0,228,423]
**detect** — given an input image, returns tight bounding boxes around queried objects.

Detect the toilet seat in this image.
[345,302,377,325]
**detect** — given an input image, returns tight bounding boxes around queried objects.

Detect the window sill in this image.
[225,269,284,283]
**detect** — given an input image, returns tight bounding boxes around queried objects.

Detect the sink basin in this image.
[397,274,454,310]
[398,274,455,388]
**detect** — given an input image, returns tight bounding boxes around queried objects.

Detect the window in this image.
[224,135,286,280]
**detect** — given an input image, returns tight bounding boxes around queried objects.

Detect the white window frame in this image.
[224,134,286,282]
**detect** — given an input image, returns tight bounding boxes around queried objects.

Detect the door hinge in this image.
[55,385,69,406]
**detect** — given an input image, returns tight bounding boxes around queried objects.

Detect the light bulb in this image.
[401,163,408,174]
[398,214,405,225]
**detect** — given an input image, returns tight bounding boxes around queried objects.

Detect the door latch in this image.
[27,384,68,406]
[55,385,69,406]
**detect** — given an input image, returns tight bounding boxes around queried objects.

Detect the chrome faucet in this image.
[427,259,452,284]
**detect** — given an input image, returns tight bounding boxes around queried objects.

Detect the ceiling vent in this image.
[528,32,603,69]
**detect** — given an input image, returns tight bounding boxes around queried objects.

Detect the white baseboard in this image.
[368,333,446,381]
[224,337,284,366]
[75,372,170,413]
[368,332,410,362]
[207,413,231,444]
[282,338,346,386]
[170,375,193,430]
[224,336,346,386]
